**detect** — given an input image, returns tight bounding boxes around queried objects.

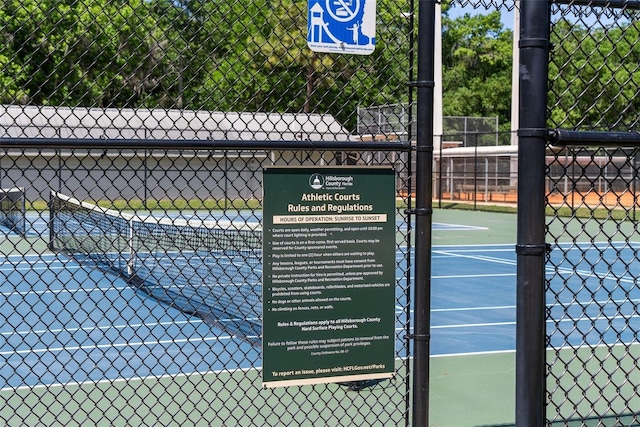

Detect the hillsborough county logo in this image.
[309,173,355,190]
[309,173,324,189]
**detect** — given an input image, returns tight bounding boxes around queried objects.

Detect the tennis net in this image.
[49,191,262,343]
[1,187,26,235]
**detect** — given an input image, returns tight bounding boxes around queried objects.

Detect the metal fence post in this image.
[516,0,549,425]
[411,0,436,425]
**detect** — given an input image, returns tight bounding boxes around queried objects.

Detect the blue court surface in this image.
[546,241,640,348]
[5,213,636,391]
[1,214,521,390]
[430,244,516,355]
[1,256,263,387]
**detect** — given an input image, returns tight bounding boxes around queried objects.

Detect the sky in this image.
[447,4,516,30]
[447,3,630,31]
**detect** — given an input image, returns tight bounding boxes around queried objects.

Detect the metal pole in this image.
[411,0,435,425]
[516,0,549,425]
[438,139,443,207]
[474,133,478,209]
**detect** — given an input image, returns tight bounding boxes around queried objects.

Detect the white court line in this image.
[431,349,516,358]
[433,321,515,329]
[3,366,256,393]
[433,243,514,249]
[424,310,640,331]
[1,318,201,338]
[431,305,515,312]
[548,265,640,284]
[0,257,77,269]
[434,250,517,266]
[433,222,489,231]
[0,264,79,272]
[2,324,409,358]
[3,355,411,393]
[432,340,640,358]
[0,333,239,357]
[552,241,640,249]
[432,272,515,279]
[0,283,130,297]
[434,248,513,253]
[0,253,67,266]
[421,296,640,315]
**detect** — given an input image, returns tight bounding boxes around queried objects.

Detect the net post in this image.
[20,188,26,235]
[0,187,26,236]
[48,190,55,252]
[127,217,134,277]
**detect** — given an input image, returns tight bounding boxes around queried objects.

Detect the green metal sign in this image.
[262,166,396,388]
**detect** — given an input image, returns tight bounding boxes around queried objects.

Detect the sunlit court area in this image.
[3,182,525,425]
[4,0,640,426]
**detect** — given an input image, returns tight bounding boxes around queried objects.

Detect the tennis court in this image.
[3,210,515,371]
[0,204,521,426]
[5,204,639,426]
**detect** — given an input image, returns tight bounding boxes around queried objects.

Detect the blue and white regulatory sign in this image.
[307,0,376,55]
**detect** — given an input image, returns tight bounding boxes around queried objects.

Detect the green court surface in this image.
[431,208,517,426]
[3,356,514,427]
[432,208,517,246]
[4,362,409,426]
[430,352,515,427]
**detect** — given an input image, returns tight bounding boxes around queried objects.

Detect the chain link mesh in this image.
[0,0,413,424]
[444,0,640,424]
[1,142,411,426]
[547,1,640,425]
[16,0,640,424]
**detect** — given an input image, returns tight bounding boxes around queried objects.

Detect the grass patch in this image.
[435,201,517,214]
[546,205,640,221]
[27,196,640,222]
[27,200,49,211]
[435,200,640,221]
[91,198,262,211]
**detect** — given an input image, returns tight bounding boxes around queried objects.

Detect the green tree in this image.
[549,19,640,132]
[0,0,411,130]
[441,10,513,131]
[0,0,172,107]
[195,0,412,131]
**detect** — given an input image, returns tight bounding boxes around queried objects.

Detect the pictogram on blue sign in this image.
[307,0,376,55]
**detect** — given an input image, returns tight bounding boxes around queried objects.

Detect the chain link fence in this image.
[9,0,640,424]
[449,0,640,424]
[434,138,518,205]
[546,1,640,424]
[0,0,414,425]
[2,140,411,426]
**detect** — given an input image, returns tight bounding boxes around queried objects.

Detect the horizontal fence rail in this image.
[0,138,413,151]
